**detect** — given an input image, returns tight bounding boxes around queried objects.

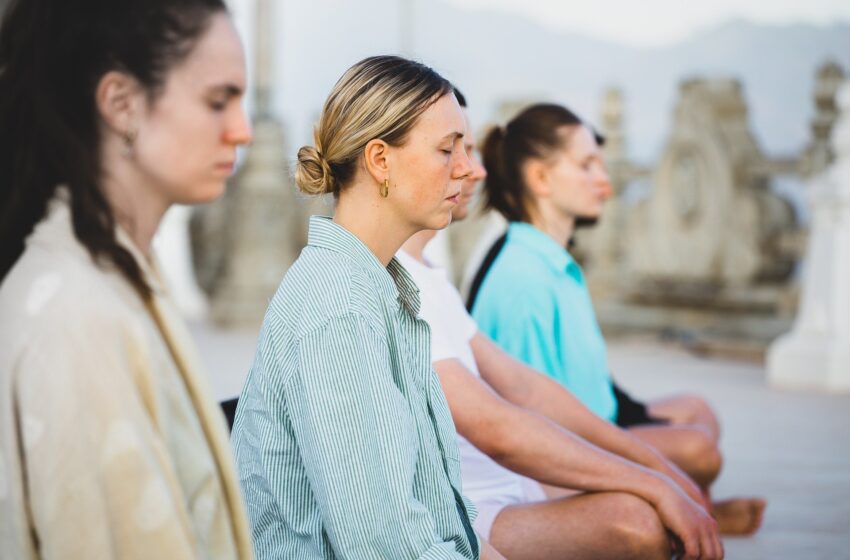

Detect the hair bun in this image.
[295,145,335,195]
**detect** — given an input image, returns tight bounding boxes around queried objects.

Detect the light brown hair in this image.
[295,55,453,197]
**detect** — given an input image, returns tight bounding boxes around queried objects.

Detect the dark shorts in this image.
[612,383,669,428]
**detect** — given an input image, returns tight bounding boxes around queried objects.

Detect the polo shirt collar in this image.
[507,222,581,279]
[308,216,421,315]
[508,222,576,271]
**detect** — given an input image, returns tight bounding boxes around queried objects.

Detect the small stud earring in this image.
[122,128,137,158]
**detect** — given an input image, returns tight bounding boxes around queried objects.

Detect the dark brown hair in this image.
[0,0,227,299]
[481,103,582,222]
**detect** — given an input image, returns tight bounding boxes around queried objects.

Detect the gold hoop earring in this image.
[380,178,389,198]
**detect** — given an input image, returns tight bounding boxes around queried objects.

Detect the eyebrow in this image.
[208,84,244,97]
[440,131,465,142]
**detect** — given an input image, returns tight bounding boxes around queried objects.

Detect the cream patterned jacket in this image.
[0,192,253,559]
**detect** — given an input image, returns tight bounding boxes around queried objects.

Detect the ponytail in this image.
[481,125,527,222]
[480,103,583,223]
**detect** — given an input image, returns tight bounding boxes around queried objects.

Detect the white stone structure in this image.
[768,79,850,392]
[626,79,796,290]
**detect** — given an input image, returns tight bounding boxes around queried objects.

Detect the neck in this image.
[401,229,437,264]
[100,142,171,258]
[333,182,419,266]
[529,203,575,248]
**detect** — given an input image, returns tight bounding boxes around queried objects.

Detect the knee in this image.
[608,494,671,560]
[680,394,711,415]
[684,431,723,485]
[680,394,721,434]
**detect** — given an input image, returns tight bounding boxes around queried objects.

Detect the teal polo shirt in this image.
[471,222,618,421]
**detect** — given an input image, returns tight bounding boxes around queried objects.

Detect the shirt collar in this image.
[507,222,581,278]
[307,215,421,315]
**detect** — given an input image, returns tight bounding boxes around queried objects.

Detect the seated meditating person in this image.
[0,1,255,557]
[231,56,503,559]
[467,102,765,535]
[398,89,724,560]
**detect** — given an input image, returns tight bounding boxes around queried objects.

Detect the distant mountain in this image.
[410,5,850,164]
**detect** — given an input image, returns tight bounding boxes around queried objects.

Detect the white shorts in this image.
[471,476,547,539]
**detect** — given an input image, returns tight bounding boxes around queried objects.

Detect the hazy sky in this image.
[445,0,850,47]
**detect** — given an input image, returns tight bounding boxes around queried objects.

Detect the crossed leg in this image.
[627,396,766,535]
[629,424,722,488]
[489,491,671,560]
[647,394,721,441]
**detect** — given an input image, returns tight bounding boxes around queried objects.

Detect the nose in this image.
[454,144,474,180]
[471,154,487,182]
[225,105,253,146]
[593,163,614,200]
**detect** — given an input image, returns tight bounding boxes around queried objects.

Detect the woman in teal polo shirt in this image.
[470,104,729,485]
[469,103,767,535]
[470,104,618,421]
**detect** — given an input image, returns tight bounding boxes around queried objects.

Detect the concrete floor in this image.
[193,322,850,560]
[609,340,850,560]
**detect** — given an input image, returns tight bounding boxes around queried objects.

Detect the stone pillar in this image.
[767,79,850,392]
[206,0,301,327]
[799,62,845,178]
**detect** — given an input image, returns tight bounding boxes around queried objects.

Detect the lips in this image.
[216,161,236,174]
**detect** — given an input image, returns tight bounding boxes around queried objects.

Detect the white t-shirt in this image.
[397,250,526,503]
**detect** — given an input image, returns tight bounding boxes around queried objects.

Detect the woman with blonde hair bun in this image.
[232,56,501,559]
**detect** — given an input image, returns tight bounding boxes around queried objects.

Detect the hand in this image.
[652,451,710,511]
[652,476,724,560]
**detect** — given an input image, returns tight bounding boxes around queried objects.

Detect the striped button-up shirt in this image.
[232,216,479,559]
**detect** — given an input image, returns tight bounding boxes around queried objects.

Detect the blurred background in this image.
[179,0,849,354]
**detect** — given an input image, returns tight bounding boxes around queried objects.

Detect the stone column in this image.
[799,62,845,178]
[206,0,300,327]
[767,79,850,392]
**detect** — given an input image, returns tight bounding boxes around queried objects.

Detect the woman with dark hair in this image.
[0,1,254,557]
[469,103,765,536]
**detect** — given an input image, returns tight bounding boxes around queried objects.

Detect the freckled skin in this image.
[385,94,470,232]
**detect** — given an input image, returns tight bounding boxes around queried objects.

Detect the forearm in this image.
[484,405,667,503]
[473,334,660,470]
[516,370,662,469]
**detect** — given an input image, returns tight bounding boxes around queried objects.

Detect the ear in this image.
[362,138,390,184]
[523,159,551,199]
[95,70,143,135]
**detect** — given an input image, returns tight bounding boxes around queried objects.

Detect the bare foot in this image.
[712,497,767,535]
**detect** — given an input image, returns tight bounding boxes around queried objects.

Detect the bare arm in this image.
[470,333,706,507]
[434,357,720,559]
[436,357,666,496]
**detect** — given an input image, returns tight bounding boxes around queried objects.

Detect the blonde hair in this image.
[296,55,452,196]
